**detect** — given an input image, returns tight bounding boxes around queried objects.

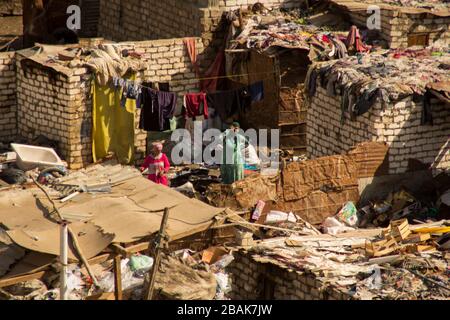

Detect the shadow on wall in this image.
[358,96,450,207]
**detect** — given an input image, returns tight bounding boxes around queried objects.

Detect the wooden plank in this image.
[0,271,47,288]
[143,207,170,300]
[113,255,122,301]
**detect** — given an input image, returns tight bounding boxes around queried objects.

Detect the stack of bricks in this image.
[306,86,450,175]
[228,250,352,300]
[348,9,450,48]
[0,52,17,143]
[13,38,203,169]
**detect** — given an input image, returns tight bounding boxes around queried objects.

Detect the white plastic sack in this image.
[245,143,261,165]
[322,217,355,235]
[98,258,144,293]
[215,272,231,294]
[265,211,297,224]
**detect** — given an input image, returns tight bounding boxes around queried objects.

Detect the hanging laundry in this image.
[184,39,226,92]
[206,89,241,121]
[248,81,264,103]
[139,85,177,131]
[183,93,209,119]
[92,75,137,165]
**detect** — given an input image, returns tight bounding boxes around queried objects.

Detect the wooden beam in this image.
[143,207,170,300]
[0,271,47,288]
[113,255,123,301]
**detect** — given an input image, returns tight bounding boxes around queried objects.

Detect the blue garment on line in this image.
[248,81,264,103]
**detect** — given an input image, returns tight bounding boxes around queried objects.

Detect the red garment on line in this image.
[183,38,226,93]
[184,93,209,119]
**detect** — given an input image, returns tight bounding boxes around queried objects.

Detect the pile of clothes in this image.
[305,47,450,121]
[230,10,352,60]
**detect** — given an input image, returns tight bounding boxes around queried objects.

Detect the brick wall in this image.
[15,38,202,169]
[306,86,450,175]
[98,0,304,67]
[229,250,352,300]
[15,59,92,169]
[218,0,301,10]
[97,0,302,42]
[0,0,22,15]
[348,9,450,48]
[0,52,17,143]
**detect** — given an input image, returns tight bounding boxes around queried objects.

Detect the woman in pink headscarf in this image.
[140,141,170,186]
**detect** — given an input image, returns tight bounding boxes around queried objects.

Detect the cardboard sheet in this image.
[7,222,114,260]
[282,155,358,201]
[348,142,389,178]
[0,168,227,258]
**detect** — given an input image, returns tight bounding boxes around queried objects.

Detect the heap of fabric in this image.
[229,11,351,61]
[82,44,147,86]
[305,47,450,120]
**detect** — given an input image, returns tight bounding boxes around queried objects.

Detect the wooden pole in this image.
[60,222,68,300]
[113,255,123,301]
[143,207,170,300]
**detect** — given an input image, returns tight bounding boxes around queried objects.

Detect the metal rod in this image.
[60,222,68,300]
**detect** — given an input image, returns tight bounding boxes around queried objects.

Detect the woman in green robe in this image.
[221,122,247,184]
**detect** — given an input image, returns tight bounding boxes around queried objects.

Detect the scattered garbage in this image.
[265,210,298,224]
[128,254,154,277]
[322,217,356,235]
[336,202,358,227]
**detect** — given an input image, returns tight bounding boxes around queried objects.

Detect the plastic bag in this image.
[265,211,297,224]
[98,258,145,292]
[322,217,355,235]
[129,254,154,273]
[212,254,234,270]
[335,202,358,227]
[215,272,231,294]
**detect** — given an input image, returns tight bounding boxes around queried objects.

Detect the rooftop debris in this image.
[227,7,367,59]
[241,219,449,299]
[305,47,450,117]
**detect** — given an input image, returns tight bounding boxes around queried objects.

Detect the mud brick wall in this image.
[14,38,202,169]
[98,0,304,68]
[306,86,450,175]
[0,0,22,15]
[348,9,450,48]
[98,0,204,42]
[229,251,352,300]
[0,52,17,143]
[15,61,93,169]
[218,0,301,10]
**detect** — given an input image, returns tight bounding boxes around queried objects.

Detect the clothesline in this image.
[110,70,277,91]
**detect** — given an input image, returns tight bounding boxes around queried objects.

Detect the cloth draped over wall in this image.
[92,74,137,164]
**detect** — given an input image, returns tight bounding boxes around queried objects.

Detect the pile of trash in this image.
[228,8,360,60]
[242,227,449,300]
[305,47,450,119]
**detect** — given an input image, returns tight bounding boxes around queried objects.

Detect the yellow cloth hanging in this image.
[92,75,136,164]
